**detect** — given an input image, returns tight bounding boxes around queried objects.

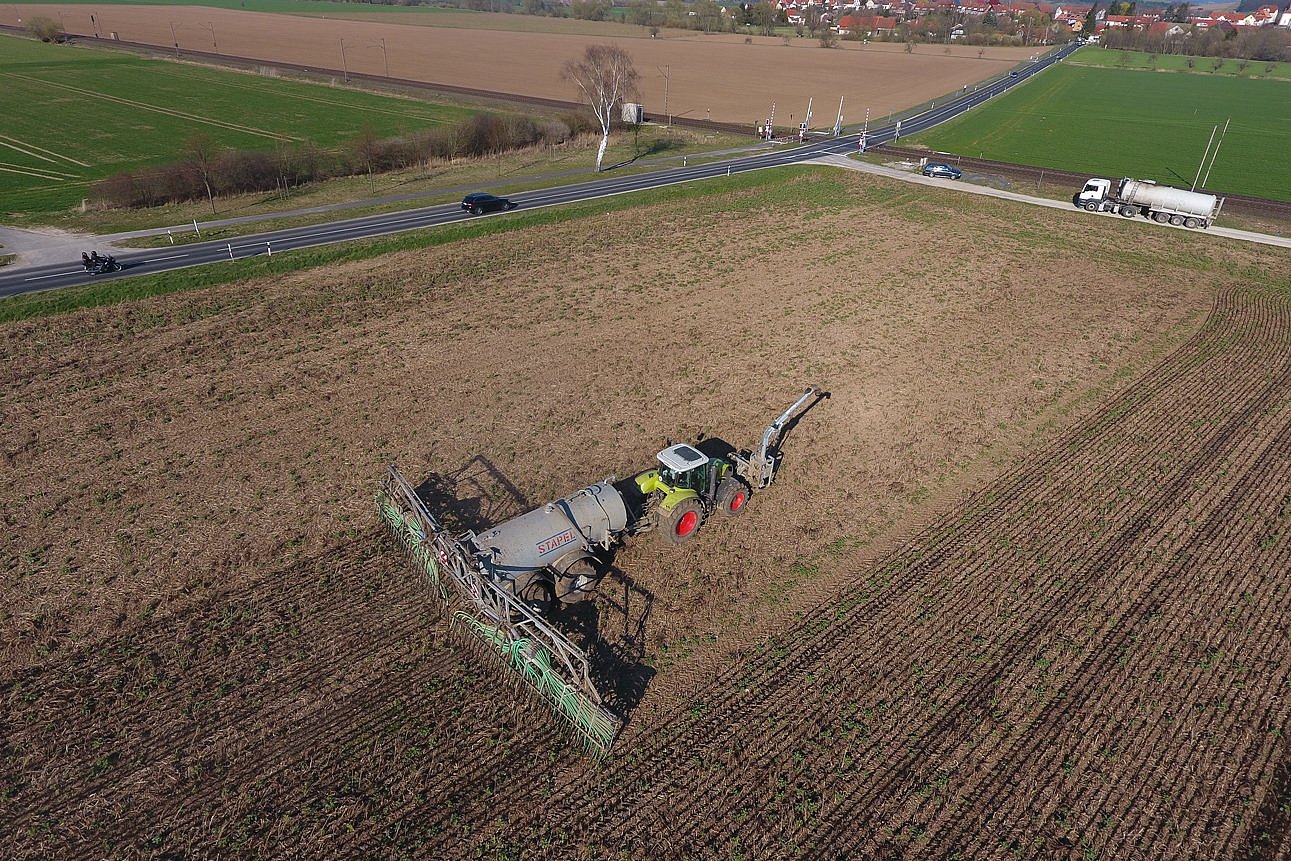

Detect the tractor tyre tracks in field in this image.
[450,285,1291,859]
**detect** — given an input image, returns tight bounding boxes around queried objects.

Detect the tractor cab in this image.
[654,443,712,491]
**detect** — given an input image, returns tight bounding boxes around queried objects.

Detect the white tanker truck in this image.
[376,386,826,755]
[1075,177,1224,229]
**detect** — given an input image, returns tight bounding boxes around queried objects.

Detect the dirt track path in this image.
[813,153,1291,251]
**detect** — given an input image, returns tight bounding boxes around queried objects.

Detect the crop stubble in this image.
[1,171,1288,857]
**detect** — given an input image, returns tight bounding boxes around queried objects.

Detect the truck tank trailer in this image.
[1075,176,1224,229]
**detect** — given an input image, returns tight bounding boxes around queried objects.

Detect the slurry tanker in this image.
[1075,177,1224,229]
[376,387,827,755]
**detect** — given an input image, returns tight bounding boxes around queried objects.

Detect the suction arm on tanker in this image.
[733,385,828,489]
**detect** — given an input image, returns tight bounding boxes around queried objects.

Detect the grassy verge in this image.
[0,167,818,324]
[20,123,753,236]
[103,127,753,243]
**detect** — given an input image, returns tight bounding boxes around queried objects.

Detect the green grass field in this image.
[1068,47,1291,80]
[912,53,1291,201]
[0,34,472,219]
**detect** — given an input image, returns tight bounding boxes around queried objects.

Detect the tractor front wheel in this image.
[659,498,704,546]
[715,477,751,517]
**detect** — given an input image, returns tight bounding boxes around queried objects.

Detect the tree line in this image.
[1096,24,1290,61]
[92,111,595,210]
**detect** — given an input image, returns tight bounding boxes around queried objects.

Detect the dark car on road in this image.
[461,193,516,215]
[922,162,962,180]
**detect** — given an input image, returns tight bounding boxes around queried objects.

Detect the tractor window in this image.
[660,465,701,490]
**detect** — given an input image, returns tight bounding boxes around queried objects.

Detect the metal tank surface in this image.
[468,480,629,600]
[1119,179,1218,217]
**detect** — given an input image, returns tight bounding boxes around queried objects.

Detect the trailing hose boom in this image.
[376,385,826,756]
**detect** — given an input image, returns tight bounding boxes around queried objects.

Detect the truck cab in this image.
[1076,177,1112,211]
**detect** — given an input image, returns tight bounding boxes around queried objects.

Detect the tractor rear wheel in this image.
[715,477,751,517]
[659,498,704,546]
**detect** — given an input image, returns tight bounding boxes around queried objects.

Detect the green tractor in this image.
[630,384,825,545]
[634,443,751,545]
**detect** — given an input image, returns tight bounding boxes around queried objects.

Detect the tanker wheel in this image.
[515,574,556,616]
[1120,205,1136,218]
[1083,201,1099,212]
[1153,211,1169,223]
[556,558,600,605]
[1169,215,1185,226]
[658,499,704,546]
[715,477,751,518]
[1185,217,1200,229]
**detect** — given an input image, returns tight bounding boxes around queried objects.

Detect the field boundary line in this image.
[0,133,90,168]
[148,66,450,124]
[1,72,301,143]
[0,162,76,181]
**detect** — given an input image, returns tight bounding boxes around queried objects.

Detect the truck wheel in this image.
[1185,218,1200,229]
[1120,205,1136,218]
[1083,201,1099,212]
[515,573,556,616]
[715,477,751,518]
[658,498,704,546]
[1169,215,1185,226]
[1153,211,1169,223]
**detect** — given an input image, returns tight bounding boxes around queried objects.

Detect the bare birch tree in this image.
[561,45,640,172]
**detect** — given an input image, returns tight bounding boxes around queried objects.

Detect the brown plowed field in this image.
[3,4,1039,124]
[2,168,1289,858]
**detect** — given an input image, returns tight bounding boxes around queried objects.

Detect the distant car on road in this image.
[922,162,962,180]
[1009,71,1019,78]
[461,193,516,215]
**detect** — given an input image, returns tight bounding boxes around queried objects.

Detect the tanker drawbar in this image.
[376,386,827,757]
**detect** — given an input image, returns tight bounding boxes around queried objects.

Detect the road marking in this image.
[144,254,189,262]
[23,271,77,281]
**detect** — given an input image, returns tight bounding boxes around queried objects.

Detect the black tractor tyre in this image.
[658,498,704,546]
[715,477,751,518]
[1083,201,1099,212]
[1120,205,1136,218]
[555,558,600,605]
[514,573,556,616]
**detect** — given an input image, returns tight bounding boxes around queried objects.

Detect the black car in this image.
[461,193,516,215]
[922,162,962,180]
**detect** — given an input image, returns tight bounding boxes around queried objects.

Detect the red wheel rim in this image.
[676,510,698,536]
[730,492,746,511]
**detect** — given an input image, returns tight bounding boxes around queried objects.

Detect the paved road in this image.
[0,43,1082,299]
